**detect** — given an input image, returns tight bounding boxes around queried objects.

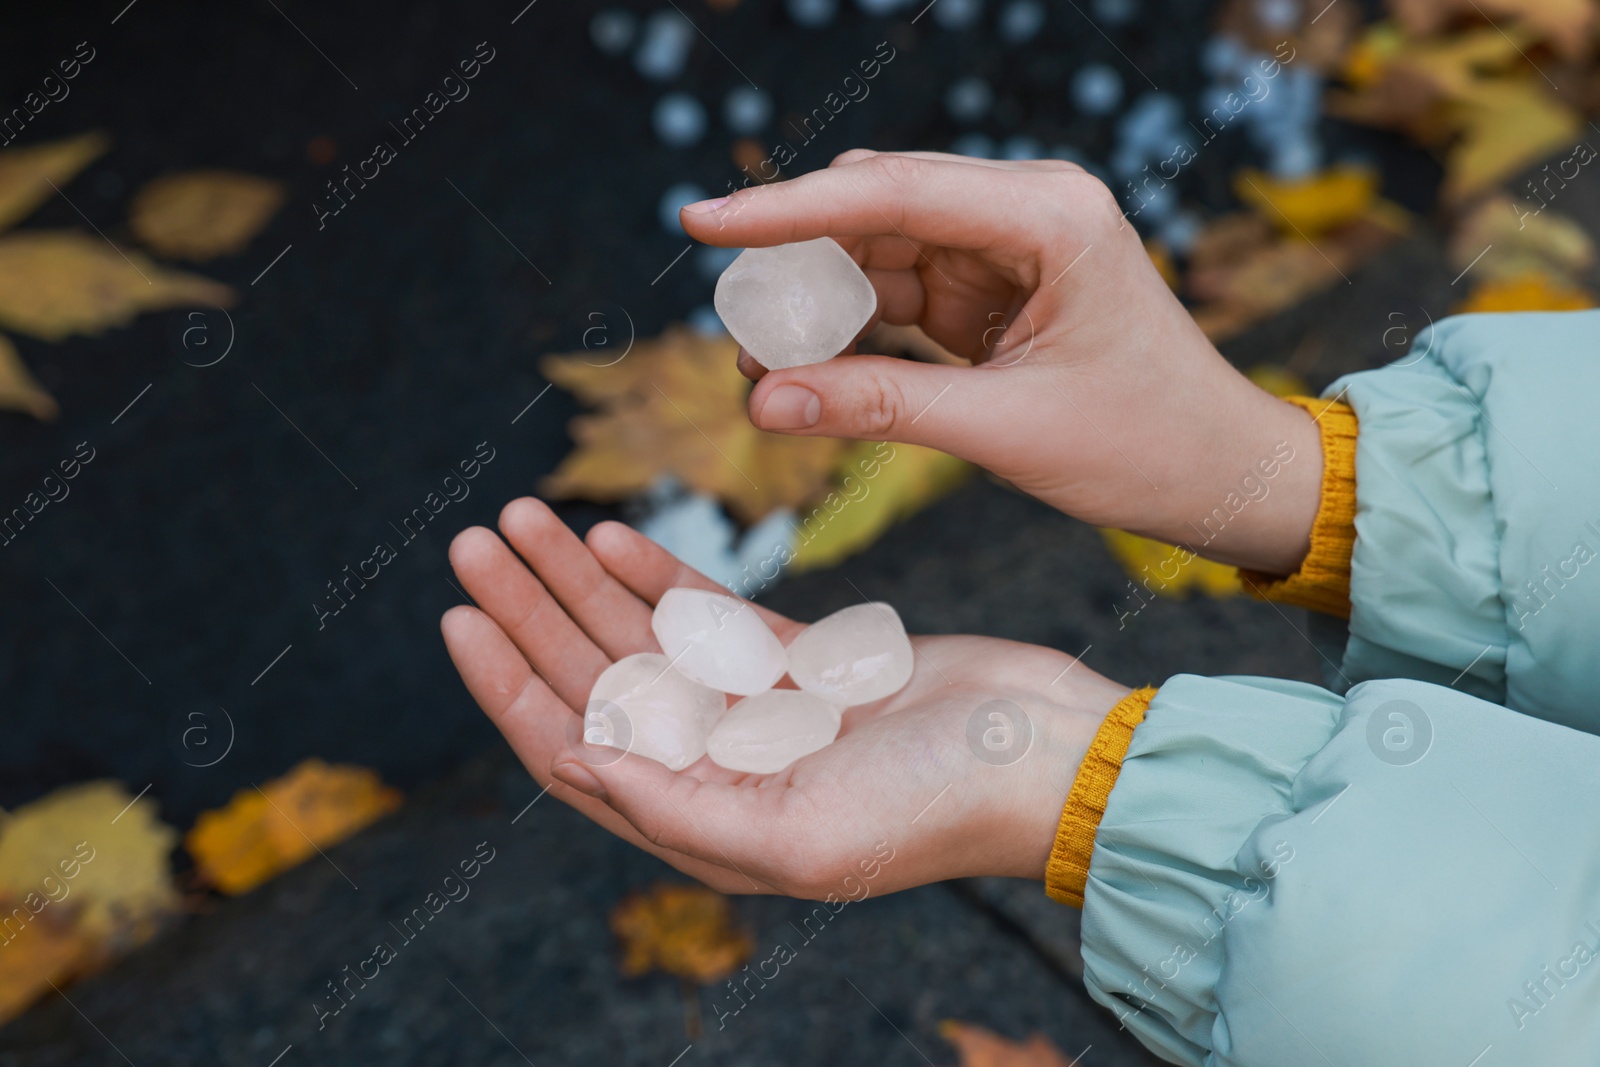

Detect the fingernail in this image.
[758,384,821,429]
[682,197,730,215]
[552,760,608,801]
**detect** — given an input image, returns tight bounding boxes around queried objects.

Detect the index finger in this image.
[680,151,1091,255]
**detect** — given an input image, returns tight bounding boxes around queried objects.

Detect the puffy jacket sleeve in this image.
[1077,673,1600,1066]
[1324,309,1600,730]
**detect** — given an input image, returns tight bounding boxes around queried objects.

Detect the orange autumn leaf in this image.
[1456,272,1596,312]
[0,908,98,1025]
[610,882,754,983]
[185,759,401,895]
[540,327,846,523]
[939,1020,1081,1067]
[129,170,286,261]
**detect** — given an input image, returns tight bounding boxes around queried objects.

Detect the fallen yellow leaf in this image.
[1441,78,1583,205]
[1234,165,1379,236]
[1328,25,1582,204]
[1187,209,1408,341]
[610,882,753,984]
[789,441,970,573]
[0,231,234,342]
[129,170,286,260]
[541,327,847,523]
[0,131,108,234]
[1456,272,1596,312]
[938,1020,1080,1066]
[0,780,179,949]
[185,759,401,896]
[0,907,97,1026]
[1388,0,1595,59]
[0,333,57,421]
[1449,194,1594,285]
[1100,528,1241,598]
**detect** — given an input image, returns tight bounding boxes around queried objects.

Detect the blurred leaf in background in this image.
[129,170,285,261]
[185,759,401,896]
[542,327,846,524]
[610,882,753,984]
[938,1020,1082,1066]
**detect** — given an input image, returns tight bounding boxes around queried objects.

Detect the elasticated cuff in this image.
[1077,675,1346,1064]
[1239,395,1358,618]
[1044,686,1157,908]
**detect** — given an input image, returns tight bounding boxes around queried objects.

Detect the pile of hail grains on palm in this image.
[585,589,914,773]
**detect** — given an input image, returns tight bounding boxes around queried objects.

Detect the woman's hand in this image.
[683,151,1322,575]
[442,497,1129,899]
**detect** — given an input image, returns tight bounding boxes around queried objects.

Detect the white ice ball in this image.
[785,602,914,706]
[651,588,788,696]
[587,653,727,770]
[706,689,842,773]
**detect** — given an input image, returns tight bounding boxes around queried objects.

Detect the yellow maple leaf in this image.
[0,131,108,234]
[185,760,401,896]
[1456,272,1596,313]
[129,170,286,261]
[541,327,847,523]
[789,440,970,573]
[0,781,179,949]
[0,333,57,421]
[1329,26,1581,204]
[1100,527,1242,598]
[1442,78,1582,204]
[610,882,753,984]
[938,1020,1080,1066]
[0,231,235,342]
[1234,165,1379,236]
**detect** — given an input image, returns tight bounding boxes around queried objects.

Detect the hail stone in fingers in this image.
[651,588,788,696]
[586,653,727,771]
[706,690,842,773]
[786,602,914,706]
[713,238,877,371]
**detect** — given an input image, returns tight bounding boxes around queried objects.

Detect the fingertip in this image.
[448,525,501,569]
[498,495,555,537]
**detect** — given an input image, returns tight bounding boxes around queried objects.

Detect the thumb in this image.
[748,356,1000,458]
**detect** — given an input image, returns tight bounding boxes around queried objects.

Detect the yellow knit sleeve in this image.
[1044,686,1158,908]
[1238,395,1358,619]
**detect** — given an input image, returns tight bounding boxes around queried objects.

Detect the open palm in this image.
[442,498,1128,899]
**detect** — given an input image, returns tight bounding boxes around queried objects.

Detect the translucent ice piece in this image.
[651,588,787,696]
[587,653,727,771]
[786,602,913,706]
[706,690,842,773]
[713,238,876,371]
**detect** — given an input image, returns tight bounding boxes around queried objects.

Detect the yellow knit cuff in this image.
[1044,686,1158,908]
[1239,395,1358,619]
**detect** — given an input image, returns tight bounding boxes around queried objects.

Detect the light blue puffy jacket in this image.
[1081,311,1600,1065]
